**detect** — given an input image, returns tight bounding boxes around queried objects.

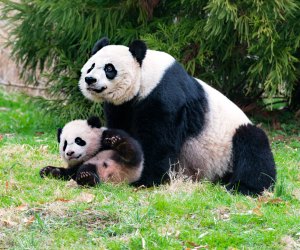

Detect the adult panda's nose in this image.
[85,76,97,85]
[66,151,74,156]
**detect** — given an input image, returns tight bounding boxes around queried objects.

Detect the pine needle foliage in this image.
[1,0,300,119]
[0,0,147,119]
[144,0,300,105]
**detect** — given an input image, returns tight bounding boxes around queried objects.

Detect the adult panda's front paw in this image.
[40,166,62,179]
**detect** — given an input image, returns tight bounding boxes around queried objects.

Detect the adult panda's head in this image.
[79,37,147,105]
[57,117,105,167]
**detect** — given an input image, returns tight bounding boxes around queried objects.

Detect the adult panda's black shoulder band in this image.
[129,40,147,66]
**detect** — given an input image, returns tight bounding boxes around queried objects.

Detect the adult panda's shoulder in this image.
[139,47,250,128]
[138,50,204,98]
[138,50,208,109]
[138,49,175,99]
[197,79,251,128]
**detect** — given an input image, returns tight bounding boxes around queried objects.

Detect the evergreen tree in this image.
[1,0,299,119]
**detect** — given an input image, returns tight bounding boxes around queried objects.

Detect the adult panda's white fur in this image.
[80,45,142,105]
[40,117,144,186]
[79,38,276,195]
[180,80,251,181]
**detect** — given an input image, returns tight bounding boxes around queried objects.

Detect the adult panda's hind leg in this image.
[225,124,276,195]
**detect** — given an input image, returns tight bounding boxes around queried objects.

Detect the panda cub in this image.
[40,117,144,186]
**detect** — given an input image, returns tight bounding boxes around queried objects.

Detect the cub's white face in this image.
[79,45,141,105]
[59,120,104,167]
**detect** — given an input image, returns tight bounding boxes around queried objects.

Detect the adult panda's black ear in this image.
[87,116,101,128]
[129,40,147,66]
[91,37,109,55]
[57,128,62,143]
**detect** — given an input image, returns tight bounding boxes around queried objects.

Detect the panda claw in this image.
[104,135,122,147]
[40,166,61,178]
[76,171,99,187]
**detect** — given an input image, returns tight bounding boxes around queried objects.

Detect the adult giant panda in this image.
[79,38,276,195]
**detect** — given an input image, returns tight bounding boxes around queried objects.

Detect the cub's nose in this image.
[66,151,74,156]
[85,76,97,85]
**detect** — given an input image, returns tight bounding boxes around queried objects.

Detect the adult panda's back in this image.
[179,79,251,181]
[198,79,251,130]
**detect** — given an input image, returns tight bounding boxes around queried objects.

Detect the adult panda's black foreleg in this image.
[131,124,180,187]
[104,103,182,187]
[225,124,276,195]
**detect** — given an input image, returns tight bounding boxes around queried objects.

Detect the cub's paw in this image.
[102,131,123,148]
[40,166,62,178]
[76,171,100,187]
[104,135,121,146]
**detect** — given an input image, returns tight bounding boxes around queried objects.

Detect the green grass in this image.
[1,89,300,249]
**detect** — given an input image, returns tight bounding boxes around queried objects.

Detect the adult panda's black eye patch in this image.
[104,63,117,80]
[87,63,95,73]
[75,137,86,146]
[63,140,67,151]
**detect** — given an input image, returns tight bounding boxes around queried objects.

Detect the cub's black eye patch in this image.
[87,63,95,74]
[63,140,67,151]
[104,63,117,80]
[75,137,86,146]
[103,162,108,168]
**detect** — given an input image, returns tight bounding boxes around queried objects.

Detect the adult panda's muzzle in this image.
[87,86,107,93]
[85,76,107,93]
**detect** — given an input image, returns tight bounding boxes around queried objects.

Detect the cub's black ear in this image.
[91,37,109,55]
[87,116,101,128]
[57,128,62,143]
[129,40,147,66]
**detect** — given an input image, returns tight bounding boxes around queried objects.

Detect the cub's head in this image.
[79,37,147,105]
[57,117,105,167]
